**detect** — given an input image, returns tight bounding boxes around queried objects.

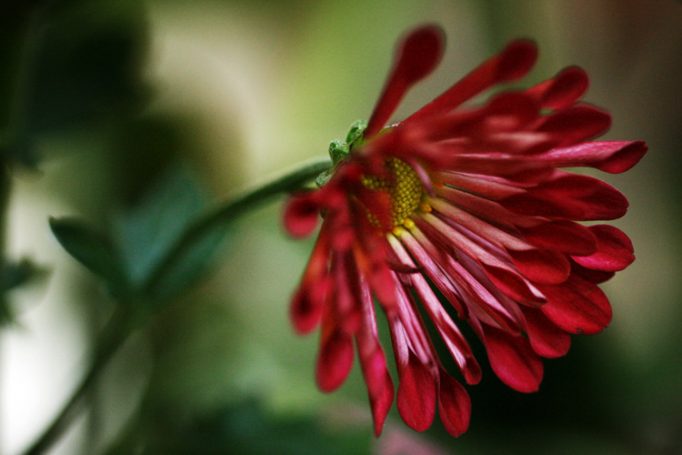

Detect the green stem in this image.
[21,158,330,455]
[143,158,330,295]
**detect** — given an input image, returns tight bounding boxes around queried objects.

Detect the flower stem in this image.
[21,158,330,455]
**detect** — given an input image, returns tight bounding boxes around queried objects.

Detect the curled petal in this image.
[316,330,354,392]
[482,325,544,393]
[572,225,634,272]
[438,370,471,437]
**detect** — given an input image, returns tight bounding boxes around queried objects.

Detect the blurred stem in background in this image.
[22,158,330,455]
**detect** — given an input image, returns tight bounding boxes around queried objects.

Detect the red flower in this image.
[283,25,646,437]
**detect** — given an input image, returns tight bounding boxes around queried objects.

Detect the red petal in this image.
[358,343,394,436]
[283,194,320,238]
[397,353,436,432]
[406,39,537,123]
[526,66,589,110]
[483,264,545,306]
[572,225,634,272]
[356,277,395,436]
[523,308,571,358]
[290,280,327,334]
[538,104,611,146]
[521,220,597,256]
[571,261,616,284]
[502,173,629,221]
[482,325,544,393]
[537,140,647,174]
[508,248,571,285]
[316,330,354,392]
[539,275,612,335]
[437,371,471,437]
[366,25,445,137]
[485,91,540,129]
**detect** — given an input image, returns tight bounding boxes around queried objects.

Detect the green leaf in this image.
[49,217,129,295]
[114,165,220,301]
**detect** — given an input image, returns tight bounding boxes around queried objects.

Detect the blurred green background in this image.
[1,0,680,454]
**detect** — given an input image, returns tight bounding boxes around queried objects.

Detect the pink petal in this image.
[523,308,571,358]
[502,173,629,221]
[539,275,612,335]
[316,330,354,392]
[572,225,634,271]
[520,220,597,256]
[437,371,471,437]
[406,39,537,123]
[526,66,589,110]
[508,248,571,285]
[366,25,445,137]
[283,194,320,238]
[482,325,544,393]
[397,353,437,431]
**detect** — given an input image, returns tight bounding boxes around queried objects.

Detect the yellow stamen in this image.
[362,159,427,231]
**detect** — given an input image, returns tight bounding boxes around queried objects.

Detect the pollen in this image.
[362,159,426,230]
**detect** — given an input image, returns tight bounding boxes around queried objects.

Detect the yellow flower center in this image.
[361,159,430,233]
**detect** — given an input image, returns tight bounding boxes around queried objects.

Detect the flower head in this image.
[283,25,646,437]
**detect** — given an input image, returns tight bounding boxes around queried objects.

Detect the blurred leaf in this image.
[0,257,44,292]
[50,165,224,304]
[2,0,151,166]
[49,216,129,296]
[0,257,47,324]
[107,399,371,455]
[114,165,223,301]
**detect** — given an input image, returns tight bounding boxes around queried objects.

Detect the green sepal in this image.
[346,119,367,150]
[328,139,349,165]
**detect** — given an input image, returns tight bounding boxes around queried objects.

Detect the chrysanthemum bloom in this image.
[283,25,646,437]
